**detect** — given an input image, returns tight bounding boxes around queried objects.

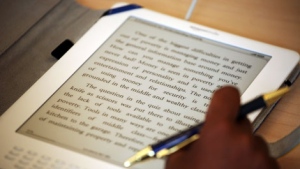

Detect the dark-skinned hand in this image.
[165,86,279,169]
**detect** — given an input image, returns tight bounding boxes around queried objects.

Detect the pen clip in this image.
[156,134,200,158]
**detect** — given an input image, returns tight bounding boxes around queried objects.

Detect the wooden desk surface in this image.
[79,0,300,168]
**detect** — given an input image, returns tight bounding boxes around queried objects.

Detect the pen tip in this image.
[124,161,131,168]
[123,146,154,167]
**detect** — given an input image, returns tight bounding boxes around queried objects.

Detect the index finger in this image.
[205,86,240,125]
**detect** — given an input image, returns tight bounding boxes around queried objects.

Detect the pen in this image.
[124,87,290,167]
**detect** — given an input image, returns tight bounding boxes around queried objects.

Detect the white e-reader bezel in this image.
[0,4,299,169]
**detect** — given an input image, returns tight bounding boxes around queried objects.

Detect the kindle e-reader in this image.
[1,3,299,169]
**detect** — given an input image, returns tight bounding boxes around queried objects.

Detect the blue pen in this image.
[124,87,289,167]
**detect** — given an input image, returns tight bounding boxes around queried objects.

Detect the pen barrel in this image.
[152,123,204,153]
[238,96,266,120]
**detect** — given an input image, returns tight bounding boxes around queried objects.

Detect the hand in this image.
[165,86,279,169]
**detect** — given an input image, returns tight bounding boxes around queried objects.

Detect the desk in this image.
[78,0,300,168]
